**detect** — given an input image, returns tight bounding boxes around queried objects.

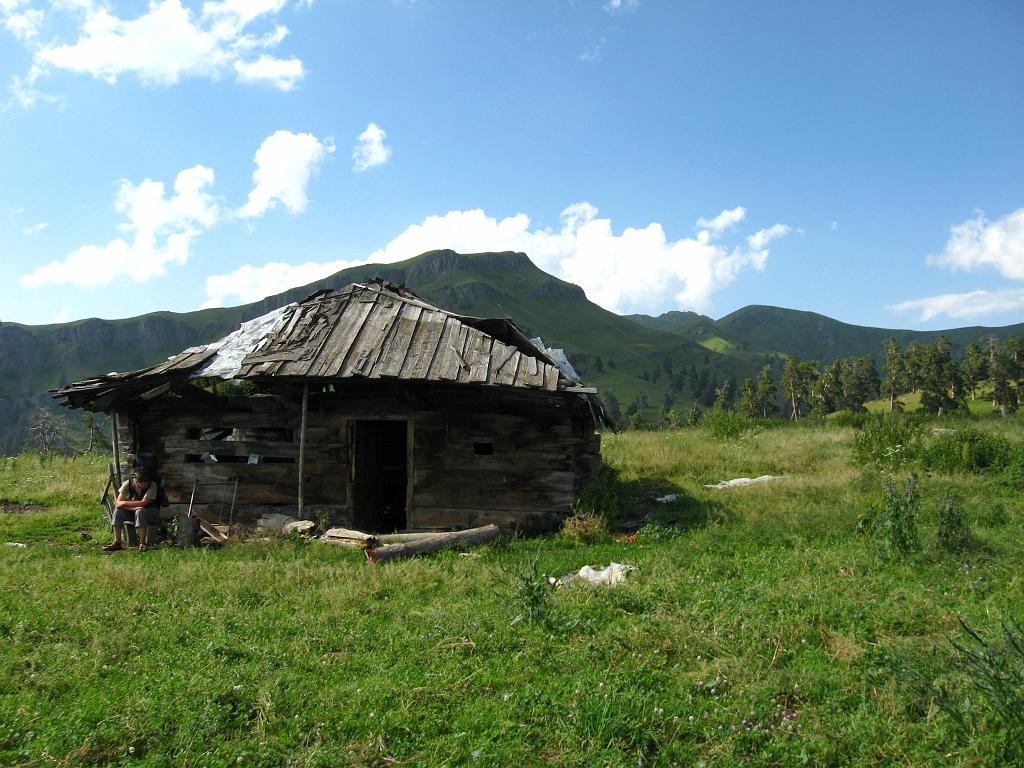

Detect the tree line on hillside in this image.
[604,335,1024,430]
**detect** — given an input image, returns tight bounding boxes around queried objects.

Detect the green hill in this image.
[632,304,1024,366]
[0,250,742,451]
[6,250,1023,452]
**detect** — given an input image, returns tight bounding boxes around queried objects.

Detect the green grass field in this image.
[1,417,1023,767]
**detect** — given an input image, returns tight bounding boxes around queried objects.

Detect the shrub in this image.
[701,408,749,440]
[509,548,553,627]
[936,493,971,552]
[874,474,920,557]
[574,465,621,520]
[830,410,873,429]
[922,427,1013,474]
[559,504,610,545]
[929,618,1024,759]
[852,418,923,469]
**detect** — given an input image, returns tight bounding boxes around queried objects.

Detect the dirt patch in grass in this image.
[1,502,48,514]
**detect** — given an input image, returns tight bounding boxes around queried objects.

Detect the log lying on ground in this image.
[376,531,445,544]
[365,524,500,564]
[321,527,379,549]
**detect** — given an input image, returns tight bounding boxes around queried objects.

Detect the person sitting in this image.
[103,469,160,552]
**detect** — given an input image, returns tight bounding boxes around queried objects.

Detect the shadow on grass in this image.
[576,465,730,533]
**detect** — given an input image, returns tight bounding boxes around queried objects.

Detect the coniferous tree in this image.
[904,340,927,392]
[603,390,622,425]
[883,338,908,412]
[782,356,817,420]
[961,341,987,401]
[850,355,881,409]
[989,337,1017,416]
[919,337,965,415]
[713,379,734,411]
[1004,335,1024,398]
[815,360,844,414]
[662,388,675,413]
[737,378,758,417]
[755,364,777,417]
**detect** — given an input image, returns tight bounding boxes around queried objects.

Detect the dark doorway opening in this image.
[352,420,408,532]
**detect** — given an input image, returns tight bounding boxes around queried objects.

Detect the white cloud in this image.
[891,288,1024,322]
[12,0,304,95]
[19,128,331,292]
[202,258,357,308]
[4,7,43,40]
[234,54,302,90]
[7,63,54,108]
[21,221,47,236]
[237,130,334,219]
[696,206,746,234]
[927,208,1024,280]
[200,204,790,314]
[352,122,392,172]
[746,223,791,251]
[604,0,639,12]
[370,204,789,315]
[20,164,220,289]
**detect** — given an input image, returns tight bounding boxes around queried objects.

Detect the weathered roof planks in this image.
[53,280,577,411]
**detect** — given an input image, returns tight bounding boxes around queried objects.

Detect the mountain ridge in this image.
[2,250,1021,451]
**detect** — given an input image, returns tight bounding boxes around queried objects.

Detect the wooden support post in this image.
[110,412,122,488]
[297,382,309,519]
[405,419,415,529]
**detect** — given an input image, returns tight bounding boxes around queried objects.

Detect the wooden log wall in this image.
[118,383,601,529]
[124,391,350,523]
[409,389,601,530]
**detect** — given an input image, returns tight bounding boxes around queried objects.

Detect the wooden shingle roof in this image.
[234,281,564,389]
[54,280,581,410]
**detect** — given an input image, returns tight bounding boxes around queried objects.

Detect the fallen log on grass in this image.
[376,531,445,544]
[364,524,500,564]
[320,527,379,549]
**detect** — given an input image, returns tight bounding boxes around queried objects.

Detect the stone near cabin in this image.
[283,519,317,536]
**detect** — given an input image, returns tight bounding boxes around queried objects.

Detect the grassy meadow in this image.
[1,415,1023,767]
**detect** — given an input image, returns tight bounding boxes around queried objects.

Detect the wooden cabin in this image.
[54,280,606,532]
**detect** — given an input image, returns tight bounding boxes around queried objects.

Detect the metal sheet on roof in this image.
[194,304,293,379]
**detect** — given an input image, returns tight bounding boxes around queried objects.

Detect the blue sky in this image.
[1,0,1022,331]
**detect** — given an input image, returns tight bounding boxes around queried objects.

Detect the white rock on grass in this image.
[703,475,781,490]
[283,520,317,536]
[552,562,634,587]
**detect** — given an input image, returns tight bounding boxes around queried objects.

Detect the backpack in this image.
[154,477,170,509]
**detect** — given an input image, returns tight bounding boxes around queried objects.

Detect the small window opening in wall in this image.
[473,441,494,456]
[186,426,292,442]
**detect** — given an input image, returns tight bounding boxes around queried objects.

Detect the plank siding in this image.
[114,376,599,528]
